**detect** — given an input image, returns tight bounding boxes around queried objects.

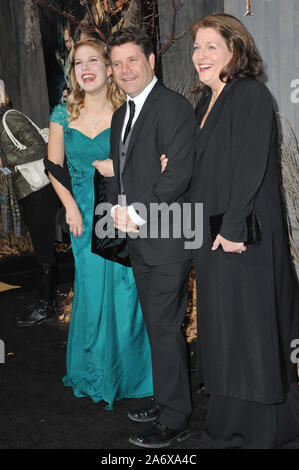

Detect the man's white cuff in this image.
[128,205,146,226]
[111,204,120,215]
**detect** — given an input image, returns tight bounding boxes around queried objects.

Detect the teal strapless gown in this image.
[50,104,153,409]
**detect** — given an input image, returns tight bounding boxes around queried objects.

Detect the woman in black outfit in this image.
[0,93,60,325]
[190,13,299,448]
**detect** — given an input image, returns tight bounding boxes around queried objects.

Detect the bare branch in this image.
[34,0,107,41]
[244,0,254,17]
[175,0,184,10]
[158,0,176,55]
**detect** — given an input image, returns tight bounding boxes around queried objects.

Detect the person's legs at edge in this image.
[17,184,60,326]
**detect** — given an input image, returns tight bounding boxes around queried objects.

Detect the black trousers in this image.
[19,184,60,265]
[131,258,193,431]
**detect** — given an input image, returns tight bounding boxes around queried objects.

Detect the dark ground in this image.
[0,251,298,451]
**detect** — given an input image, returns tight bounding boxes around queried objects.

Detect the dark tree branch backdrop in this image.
[0,0,224,120]
[158,0,224,105]
[0,0,50,127]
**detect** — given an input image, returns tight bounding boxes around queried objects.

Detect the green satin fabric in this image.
[51,104,153,409]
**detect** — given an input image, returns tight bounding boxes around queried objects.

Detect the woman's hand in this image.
[65,203,83,237]
[160,154,168,173]
[212,234,246,253]
[92,158,114,177]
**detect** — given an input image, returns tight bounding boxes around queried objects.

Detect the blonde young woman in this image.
[47,38,153,409]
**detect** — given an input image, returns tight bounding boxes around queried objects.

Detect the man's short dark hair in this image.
[106,27,154,61]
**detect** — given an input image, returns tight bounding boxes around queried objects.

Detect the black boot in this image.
[17,263,59,327]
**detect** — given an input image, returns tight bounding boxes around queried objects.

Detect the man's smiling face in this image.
[110,42,155,98]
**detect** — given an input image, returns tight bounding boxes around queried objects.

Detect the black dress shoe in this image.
[128,399,161,422]
[129,421,190,448]
[17,299,59,327]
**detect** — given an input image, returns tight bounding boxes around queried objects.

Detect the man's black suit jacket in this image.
[105,81,196,266]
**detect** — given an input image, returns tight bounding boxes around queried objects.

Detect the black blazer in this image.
[191,77,284,244]
[105,81,196,266]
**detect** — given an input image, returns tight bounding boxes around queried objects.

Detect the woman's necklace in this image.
[89,116,103,130]
[208,93,219,112]
[86,108,106,130]
[200,92,219,129]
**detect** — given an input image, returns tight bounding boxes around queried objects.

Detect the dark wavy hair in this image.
[105,26,154,62]
[191,13,263,94]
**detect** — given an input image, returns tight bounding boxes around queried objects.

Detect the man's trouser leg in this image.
[131,259,193,430]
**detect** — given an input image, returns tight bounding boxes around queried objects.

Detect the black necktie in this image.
[123,100,135,144]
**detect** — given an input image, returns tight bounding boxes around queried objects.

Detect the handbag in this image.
[91,170,131,267]
[209,211,262,247]
[2,109,49,192]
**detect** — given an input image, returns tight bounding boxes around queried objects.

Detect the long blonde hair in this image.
[67,38,125,121]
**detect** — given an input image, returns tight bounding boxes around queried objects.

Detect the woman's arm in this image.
[48,121,83,237]
[220,80,274,244]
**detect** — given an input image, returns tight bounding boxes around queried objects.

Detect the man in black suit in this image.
[105,27,196,448]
